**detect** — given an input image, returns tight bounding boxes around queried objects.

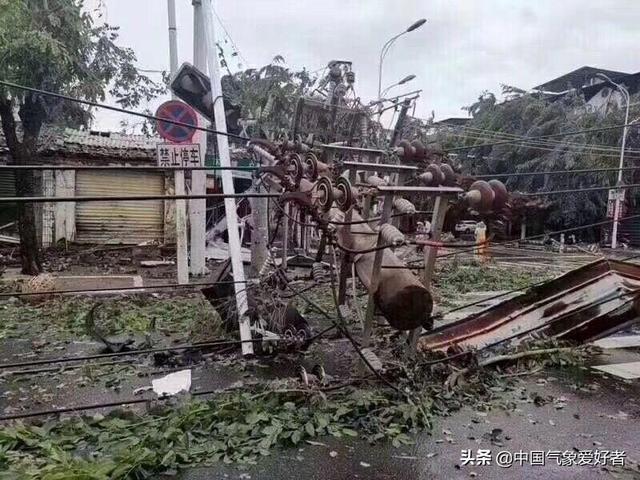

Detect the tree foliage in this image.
[434,86,640,232]
[0,0,165,273]
[219,53,318,139]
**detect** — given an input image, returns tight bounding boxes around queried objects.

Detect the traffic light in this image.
[170,62,214,121]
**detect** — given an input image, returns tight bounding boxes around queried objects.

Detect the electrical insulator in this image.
[366,175,387,187]
[360,115,368,139]
[489,179,508,210]
[379,223,405,246]
[393,197,416,214]
[440,163,456,186]
[411,139,426,158]
[345,71,355,84]
[397,140,415,159]
[258,251,275,277]
[427,164,445,185]
[327,209,343,223]
[465,180,495,212]
[312,262,325,281]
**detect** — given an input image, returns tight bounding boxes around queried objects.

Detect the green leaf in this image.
[304,422,315,437]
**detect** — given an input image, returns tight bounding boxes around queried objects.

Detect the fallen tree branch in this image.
[445,346,574,390]
[478,347,573,368]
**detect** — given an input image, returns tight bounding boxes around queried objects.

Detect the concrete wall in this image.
[54,170,75,242]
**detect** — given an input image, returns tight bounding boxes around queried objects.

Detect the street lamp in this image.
[596,72,630,249]
[380,74,417,98]
[377,18,426,99]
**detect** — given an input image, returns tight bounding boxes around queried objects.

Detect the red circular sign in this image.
[155,100,198,143]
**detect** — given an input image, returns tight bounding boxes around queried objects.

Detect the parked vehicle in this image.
[455,220,478,235]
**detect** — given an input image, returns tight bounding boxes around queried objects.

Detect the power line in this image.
[383,211,640,269]
[0,335,272,371]
[435,123,640,154]
[435,212,640,260]
[211,6,249,68]
[444,131,640,159]
[521,182,640,196]
[472,166,640,179]
[443,122,639,152]
[0,80,250,142]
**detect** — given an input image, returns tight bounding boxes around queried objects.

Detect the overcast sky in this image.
[90,0,640,132]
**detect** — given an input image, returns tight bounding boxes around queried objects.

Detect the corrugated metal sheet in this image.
[75,171,164,244]
[0,171,16,225]
[419,259,640,353]
[0,170,15,196]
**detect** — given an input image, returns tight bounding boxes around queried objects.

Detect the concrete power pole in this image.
[250,183,269,276]
[167,0,189,285]
[201,0,253,355]
[190,1,208,276]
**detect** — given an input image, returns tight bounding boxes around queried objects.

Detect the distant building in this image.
[533,66,630,93]
[533,66,640,115]
[432,117,471,127]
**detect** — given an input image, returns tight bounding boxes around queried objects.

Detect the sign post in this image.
[155,100,199,284]
[607,188,626,218]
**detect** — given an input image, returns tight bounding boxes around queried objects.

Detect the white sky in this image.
[90,0,640,131]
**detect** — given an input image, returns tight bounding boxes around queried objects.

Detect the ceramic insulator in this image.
[379,223,405,246]
[393,198,416,214]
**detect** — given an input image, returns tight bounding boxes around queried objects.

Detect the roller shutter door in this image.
[0,170,16,225]
[75,170,164,244]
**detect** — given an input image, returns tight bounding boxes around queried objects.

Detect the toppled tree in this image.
[0,0,164,274]
[219,53,318,139]
[432,86,640,232]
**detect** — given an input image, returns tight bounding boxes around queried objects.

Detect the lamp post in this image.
[380,74,416,98]
[377,18,426,100]
[597,73,630,249]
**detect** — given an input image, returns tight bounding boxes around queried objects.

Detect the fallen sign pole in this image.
[202,0,253,355]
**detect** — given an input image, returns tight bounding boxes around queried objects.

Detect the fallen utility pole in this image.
[201,0,253,355]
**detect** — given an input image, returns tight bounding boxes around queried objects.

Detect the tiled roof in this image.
[61,128,159,150]
[45,129,160,159]
[0,126,160,160]
[1,126,251,163]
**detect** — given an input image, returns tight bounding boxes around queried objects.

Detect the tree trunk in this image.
[0,96,43,275]
[14,158,42,275]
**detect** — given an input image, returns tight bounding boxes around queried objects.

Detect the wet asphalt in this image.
[177,358,640,480]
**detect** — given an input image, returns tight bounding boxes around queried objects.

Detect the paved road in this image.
[178,350,640,480]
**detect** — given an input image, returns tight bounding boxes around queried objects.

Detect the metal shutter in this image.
[75,170,164,244]
[0,170,16,225]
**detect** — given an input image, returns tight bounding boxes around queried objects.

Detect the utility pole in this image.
[190,0,207,275]
[201,0,253,355]
[167,0,189,285]
[613,96,630,250]
[597,73,630,249]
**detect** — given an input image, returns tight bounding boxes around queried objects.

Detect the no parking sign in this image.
[155,100,198,143]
